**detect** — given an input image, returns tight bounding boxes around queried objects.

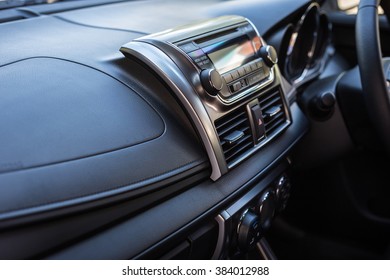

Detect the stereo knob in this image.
[237,210,262,252]
[200,69,223,96]
[259,45,278,68]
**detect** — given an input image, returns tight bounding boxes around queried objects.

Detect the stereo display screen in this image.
[204,36,256,74]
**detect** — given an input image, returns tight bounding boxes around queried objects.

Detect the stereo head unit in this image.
[121,16,290,181]
[179,31,275,102]
[130,16,278,103]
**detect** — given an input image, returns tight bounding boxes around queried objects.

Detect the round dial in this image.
[237,210,262,252]
[200,68,223,95]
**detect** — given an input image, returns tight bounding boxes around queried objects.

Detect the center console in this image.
[121,15,291,181]
[120,16,296,259]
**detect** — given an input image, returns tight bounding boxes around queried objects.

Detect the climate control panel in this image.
[212,166,292,258]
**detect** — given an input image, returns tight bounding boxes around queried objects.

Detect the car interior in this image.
[1,0,390,260]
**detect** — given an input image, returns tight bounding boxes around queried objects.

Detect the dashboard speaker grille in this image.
[215,108,253,165]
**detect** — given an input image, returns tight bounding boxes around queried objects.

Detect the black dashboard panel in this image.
[0,15,208,225]
[0,58,164,171]
[0,0,313,259]
[37,0,311,36]
[46,103,308,260]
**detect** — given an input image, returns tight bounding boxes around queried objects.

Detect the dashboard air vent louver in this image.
[259,88,287,137]
[215,108,253,165]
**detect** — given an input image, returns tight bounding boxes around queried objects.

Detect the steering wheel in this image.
[356,0,390,151]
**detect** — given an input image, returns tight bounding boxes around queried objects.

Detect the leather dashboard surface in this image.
[0,16,207,223]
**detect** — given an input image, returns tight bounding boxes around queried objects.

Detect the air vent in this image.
[215,108,253,165]
[259,88,287,137]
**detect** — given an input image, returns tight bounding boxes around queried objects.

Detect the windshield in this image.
[0,0,62,10]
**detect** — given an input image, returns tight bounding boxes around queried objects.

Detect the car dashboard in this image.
[0,0,340,259]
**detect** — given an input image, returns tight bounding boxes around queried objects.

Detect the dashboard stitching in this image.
[53,15,149,35]
[0,159,207,219]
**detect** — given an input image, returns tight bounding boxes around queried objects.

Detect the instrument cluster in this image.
[282,3,332,85]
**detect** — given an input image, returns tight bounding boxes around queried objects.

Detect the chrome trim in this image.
[285,3,333,86]
[120,42,223,181]
[212,211,230,260]
[218,68,275,104]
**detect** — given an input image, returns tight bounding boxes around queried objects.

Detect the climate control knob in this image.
[200,68,223,95]
[256,190,276,231]
[237,210,262,252]
[259,45,278,68]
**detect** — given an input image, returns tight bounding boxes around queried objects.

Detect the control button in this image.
[250,61,258,71]
[250,104,265,142]
[238,67,246,77]
[231,70,240,80]
[310,92,336,120]
[194,55,208,63]
[187,49,206,60]
[256,59,263,69]
[178,42,198,53]
[259,45,278,67]
[237,210,262,252]
[200,61,214,70]
[223,73,233,84]
[196,59,212,68]
[243,64,252,74]
[231,81,242,92]
[248,72,263,85]
[200,69,223,96]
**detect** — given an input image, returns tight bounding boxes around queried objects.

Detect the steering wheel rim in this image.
[356,0,390,151]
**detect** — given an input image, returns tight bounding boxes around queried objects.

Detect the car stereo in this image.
[175,29,276,102]
[121,16,289,180]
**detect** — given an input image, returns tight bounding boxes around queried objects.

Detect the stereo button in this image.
[223,73,233,84]
[248,72,263,85]
[238,67,246,77]
[256,59,263,69]
[179,42,198,53]
[231,70,240,80]
[187,49,205,59]
[231,81,242,92]
[250,61,259,71]
[244,64,252,74]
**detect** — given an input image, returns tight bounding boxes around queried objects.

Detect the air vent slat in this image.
[260,97,281,111]
[258,91,279,106]
[215,108,253,166]
[215,87,289,169]
[264,111,284,128]
[260,88,288,138]
[215,111,245,130]
[222,135,252,154]
[218,118,247,137]
[225,141,253,162]
[265,117,285,134]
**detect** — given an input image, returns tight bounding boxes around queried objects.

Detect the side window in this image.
[337,0,383,14]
